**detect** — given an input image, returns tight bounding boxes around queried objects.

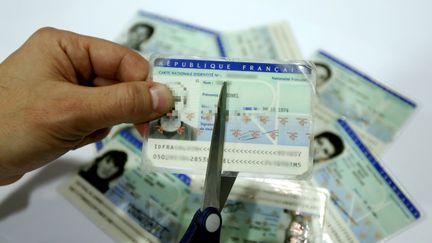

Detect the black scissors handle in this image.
[179,207,221,243]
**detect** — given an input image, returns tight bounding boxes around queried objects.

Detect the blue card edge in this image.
[337,118,421,219]
[318,50,416,108]
[138,10,226,56]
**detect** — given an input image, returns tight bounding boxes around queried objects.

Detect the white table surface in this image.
[1,0,431,242]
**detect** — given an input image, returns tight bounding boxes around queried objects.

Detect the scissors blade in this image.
[202,82,227,211]
[220,173,237,209]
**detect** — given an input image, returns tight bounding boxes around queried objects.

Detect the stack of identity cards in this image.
[59,10,422,243]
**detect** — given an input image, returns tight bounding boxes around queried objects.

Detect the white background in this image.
[0,0,431,242]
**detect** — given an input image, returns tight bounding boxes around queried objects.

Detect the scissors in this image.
[180,82,236,243]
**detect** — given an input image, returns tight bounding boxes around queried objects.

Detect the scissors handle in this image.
[179,207,221,243]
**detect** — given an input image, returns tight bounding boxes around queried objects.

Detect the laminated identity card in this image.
[115,11,302,59]
[221,21,303,59]
[179,177,329,242]
[312,119,422,243]
[60,127,192,243]
[311,50,417,154]
[144,57,316,178]
[115,10,226,58]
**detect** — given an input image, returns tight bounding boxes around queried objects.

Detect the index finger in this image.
[56,28,149,83]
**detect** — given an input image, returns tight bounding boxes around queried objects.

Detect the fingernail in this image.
[149,83,173,113]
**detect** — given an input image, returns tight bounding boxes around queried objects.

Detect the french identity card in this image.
[312,119,422,243]
[60,127,192,242]
[144,57,316,178]
[312,50,417,154]
[116,11,303,60]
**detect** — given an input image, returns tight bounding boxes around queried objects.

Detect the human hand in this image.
[0,28,173,185]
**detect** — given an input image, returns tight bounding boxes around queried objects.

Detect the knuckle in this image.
[32,27,58,39]
[30,27,76,48]
[27,27,61,47]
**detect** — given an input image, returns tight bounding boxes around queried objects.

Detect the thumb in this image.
[77,81,173,130]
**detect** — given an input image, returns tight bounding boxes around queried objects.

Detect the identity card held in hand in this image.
[144,57,316,178]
